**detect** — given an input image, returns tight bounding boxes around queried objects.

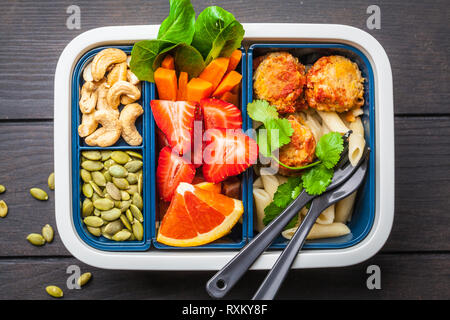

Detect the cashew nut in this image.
[121,82,141,105]
[85,109,122,147]
[119,103,144,146]
[91,48,127,81]
[107,62,128,88]
[127,69,140,85]
[83,62,93,82]
[79,81,98,114]
[106,80,141,108]
[96,84,120,118]
[78,112,98,137]
[126,55,131,68]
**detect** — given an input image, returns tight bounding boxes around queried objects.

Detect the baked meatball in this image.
[305,55,364,113]
[278,115,316,176]
[253,52,307,114]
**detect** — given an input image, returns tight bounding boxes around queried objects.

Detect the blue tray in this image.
[152,47,249,249]
[71,45,153,251]
[246,43,376,249]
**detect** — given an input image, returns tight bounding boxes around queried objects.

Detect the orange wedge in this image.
[195,181,222,194]
[157,182,243,247]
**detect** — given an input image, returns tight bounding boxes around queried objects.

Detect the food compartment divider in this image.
[71,45,152,251]
[246,43,376,249]
[152,47,249,249]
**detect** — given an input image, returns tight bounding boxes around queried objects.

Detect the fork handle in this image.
[206,190,315,298]
[252,198,329,300]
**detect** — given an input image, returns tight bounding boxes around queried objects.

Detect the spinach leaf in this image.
[173,44,206,78]
[157,0,196,44]
[205,20,244,64]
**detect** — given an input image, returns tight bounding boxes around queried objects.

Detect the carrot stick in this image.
[154,67,177,101]
[212,71,242,97]
[177,71,188,101]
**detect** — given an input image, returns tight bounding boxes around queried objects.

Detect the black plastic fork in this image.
[206,134,367,299]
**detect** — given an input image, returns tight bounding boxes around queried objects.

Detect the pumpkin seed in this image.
[91,171,106,187]
[104,219,123,235]
[83,216,104,227]
[112,177,129,190]
[132,193,143,210]
[127,184,138,195]
[109,165,128,178]
[137,172,143,194]
[125,209,134,223]
[87,226,101,236]
[91,192,101,202]
[124,160,143,173]
[103,171,112,182]
[105,182,121,200]
[102,231,113,240]
[129,204,143,222]
[80,169,92,183]
[48,172,55,190]
[110,151,130,164]
[82,198,94,217]
[114,200,122,208]
[27,233,45,246]
[126,150,143,159]
[132,220,143,241]
[103,159,116,169]
[93,209,101,217]
[129,233,136,241]
[0,184,5,194]
[101,208,122,221]
[112,229,132,241]
[82,151,102,160]
[120,200,131,212]
[30,188,48,201]
[82,183,93,198]
[120,214,132,231]
[77,272,92,287]
[121,190,131,201]
[93,198,114,211]
[46,285,63,298]
[81,160,103,171]
[0,200,8,218]
[42,224,54,243]
[89,181,104,197]
[101,150,112,161]
[126,173,138,184]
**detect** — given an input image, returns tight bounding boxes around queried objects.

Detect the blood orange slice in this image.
[157,182,243,247]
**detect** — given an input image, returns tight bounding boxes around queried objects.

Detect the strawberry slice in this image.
[202,129,258,183]
[150,100,197,155]
[200,98,242,130]
[192,104,203,168]
[157,146,196,201]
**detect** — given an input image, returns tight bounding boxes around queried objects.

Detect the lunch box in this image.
[54,23,394,270]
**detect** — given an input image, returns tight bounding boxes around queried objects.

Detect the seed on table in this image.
[30,188,49,201]
[27,233,46,246]
[0,200,8,218]
[42,224,54,243]
[77,272,92,287]
[48,172,55,190]
[46,286,63,298]
[0,184,5,194]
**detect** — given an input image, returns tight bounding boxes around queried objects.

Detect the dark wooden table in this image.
[0,0,448,300]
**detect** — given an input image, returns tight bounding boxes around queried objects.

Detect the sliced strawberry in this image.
[191,104,203,168]
[157,146,196,201]
[156,127,170,150]
[202,129,258,183]
[150,100,197,155]
[200,98,242,130]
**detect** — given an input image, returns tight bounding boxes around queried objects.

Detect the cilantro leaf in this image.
[247,100,279,123]
[315,132,344,169]
[263,202,299,230]
[272,177,301,207]
[265,118,294,152]
[301,163,334,195]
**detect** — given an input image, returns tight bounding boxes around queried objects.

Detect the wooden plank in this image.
[0,0,448,119]
[0,253,448,299]
[0,117,448,256]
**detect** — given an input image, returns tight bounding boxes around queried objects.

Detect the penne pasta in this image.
[253,176,263,189]
[253,188,272,232]
[348,117,366,166]
[260,171,280,200]
[316,204,335,225]
[317,110,349,134]
[335,191,357,223]
[276,174,288,185]
[281,222,351,240]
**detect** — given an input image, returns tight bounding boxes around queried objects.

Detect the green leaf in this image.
[158,0,196,44]
[302,163,334,195]
[205,20,244,64]
[315,132,344,169]
[285,215,299,230]
[265,118,294,153]
[130,40,174,82]
[173,44,206,78]
[247,100,279,123]
[272,177,302,208]
[255,126,271,158]
[263,202,283,226]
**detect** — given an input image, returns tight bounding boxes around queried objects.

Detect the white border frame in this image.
[54,23,394,270]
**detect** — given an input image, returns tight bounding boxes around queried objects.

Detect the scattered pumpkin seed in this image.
[0,200,8,218]
[80,169,92,183]
[91,171,106,187]
[82,150,102,160]
[82,183,93,198]
[27,233,46,246]
[81,160,103,171]
[46,285,63,298]
[83,216,104,227]
[112,177,129,190]
[111,151,131,164]
[87,226,101,236]
[42,224,54,243]
[30,188,49,201]
[129,204,143,222]
[101,208,122,221]
[93,198,114,211]
[48,172,55,190]
[112,229,132,241]
[124,160,143,173]
[0,184,5,194]
[77,272,92,287]
[132,220,143,241]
